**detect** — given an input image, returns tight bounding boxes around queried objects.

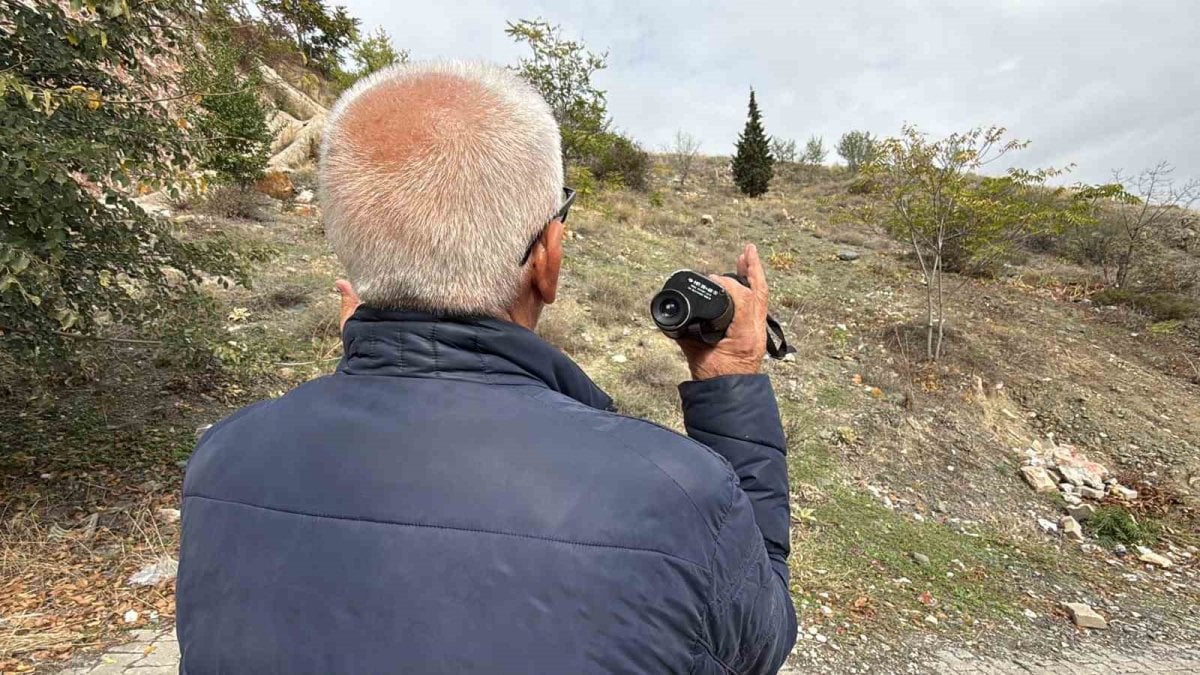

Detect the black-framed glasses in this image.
[519,187,576,265]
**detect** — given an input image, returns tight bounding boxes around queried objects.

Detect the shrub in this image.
[837,130,877,173]
[184,35,273,186]
[1086,506,1160,546]
[1092,289,1198,321]
[585,133,650,192]
[197,186,273,221]
[0,0,243,350]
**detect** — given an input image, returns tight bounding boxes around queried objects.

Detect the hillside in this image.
[2,159,1199,673]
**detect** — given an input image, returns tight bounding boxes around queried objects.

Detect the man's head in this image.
[320,61,565,322]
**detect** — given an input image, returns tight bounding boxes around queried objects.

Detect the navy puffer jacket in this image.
[178,308,796,673]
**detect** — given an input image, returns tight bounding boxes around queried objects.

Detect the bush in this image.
[1086,506,1160,546]
[1092,288,1198,321]
[184,35,273,186]
[197,186,273,221]
[837,130,877,173]
[0,0,243,350]
[584,133,650,192]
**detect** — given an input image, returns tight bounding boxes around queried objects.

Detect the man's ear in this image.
[531,219,565,305]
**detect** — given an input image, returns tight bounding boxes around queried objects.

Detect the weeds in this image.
[1086,505,1160,546]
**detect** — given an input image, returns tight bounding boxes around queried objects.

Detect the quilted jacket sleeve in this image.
[679,374,797,674]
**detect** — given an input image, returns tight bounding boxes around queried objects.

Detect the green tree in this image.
[769,137,797,164]
[0,0,242,350]
[731,90,774,197]
[837,130,876,173]
[505,18,609,166]
[800,135,827,167]
[184,35,272,186]
[348,27,407,78]
[863,125,1087,360]
[255,0,359,74]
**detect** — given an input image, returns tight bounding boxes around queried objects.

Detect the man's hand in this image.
[335,279,361,333]
[676,244,770,381]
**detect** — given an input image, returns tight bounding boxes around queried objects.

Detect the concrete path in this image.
[60,628,1200,674]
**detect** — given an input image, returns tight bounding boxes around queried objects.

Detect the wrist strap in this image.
[765,314,794,359]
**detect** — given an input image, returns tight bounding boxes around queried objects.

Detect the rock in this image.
[1059,483,1074,494]
[782,352,796,362]
[933,500,949,514]
[1049,445,1108,486]
[1063,494,1083,506]
[295,188,315,204]
[1060,516,1084,541]
[156,508,181,524]
[127,555,178,587]
[1111,484,1139,500]
[1037,517,1059,534]
[1022,608,1038,621]
[1020,466,1058,493]
[924,614,938,625]
[836,250,861,261]
[1136,546,1174,568]
[1062,602,1107,629]
[700,214,714,225]
[1067,503,1096,522]
[610,354,627,364]
[1078,486,1106,500]
[123,609,140,624]
[910,552,931,566]
[255,170,295,200]
[1056,465,1104,490]
[1112,544,1128,557]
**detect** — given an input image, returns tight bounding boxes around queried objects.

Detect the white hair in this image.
[319,61,563,315]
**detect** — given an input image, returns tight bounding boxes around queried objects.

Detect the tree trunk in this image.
[934,252,946,360]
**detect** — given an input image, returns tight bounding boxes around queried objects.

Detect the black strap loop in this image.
[765,314,794,359]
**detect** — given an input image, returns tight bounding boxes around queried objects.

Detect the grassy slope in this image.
[2,160,1198,671]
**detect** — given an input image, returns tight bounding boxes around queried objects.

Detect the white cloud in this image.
[341,0,1200,184]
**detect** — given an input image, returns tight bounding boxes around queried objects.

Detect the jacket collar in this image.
[337,307,614,412]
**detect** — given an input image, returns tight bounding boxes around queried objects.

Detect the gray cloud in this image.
[343,0,1199,184]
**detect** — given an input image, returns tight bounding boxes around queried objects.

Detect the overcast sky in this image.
[341,0,1199,185]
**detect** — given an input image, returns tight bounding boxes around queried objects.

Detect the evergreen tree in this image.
[731,90,774,197]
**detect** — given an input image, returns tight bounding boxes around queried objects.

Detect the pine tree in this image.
[731,89,774,197]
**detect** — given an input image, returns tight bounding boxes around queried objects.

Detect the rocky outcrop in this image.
[257,63,328,172]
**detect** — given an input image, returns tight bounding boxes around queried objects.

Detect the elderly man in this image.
[178,61,796,674]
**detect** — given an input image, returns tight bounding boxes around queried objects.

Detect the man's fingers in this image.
[335,279,361,332]
[744,244,769,303]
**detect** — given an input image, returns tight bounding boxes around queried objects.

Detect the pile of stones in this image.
[1018,438,1141,542]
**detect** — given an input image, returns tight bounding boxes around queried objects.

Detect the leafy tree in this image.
[506,18,609,166]
[184,35,272,186]
[348,26,407,78]
[863,125,1088,360]
[769,137,797,164]
[667,130,702,187]
[837,130,876,173]
[731,90,774,197]
[800,135,827,167]
[255,0,359,74]
[0,0,242,351]
[585,132,649,191]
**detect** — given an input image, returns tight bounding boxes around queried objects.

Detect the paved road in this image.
[60,629,1200,674]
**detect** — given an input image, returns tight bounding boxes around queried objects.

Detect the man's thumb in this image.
[335,279,361,332]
